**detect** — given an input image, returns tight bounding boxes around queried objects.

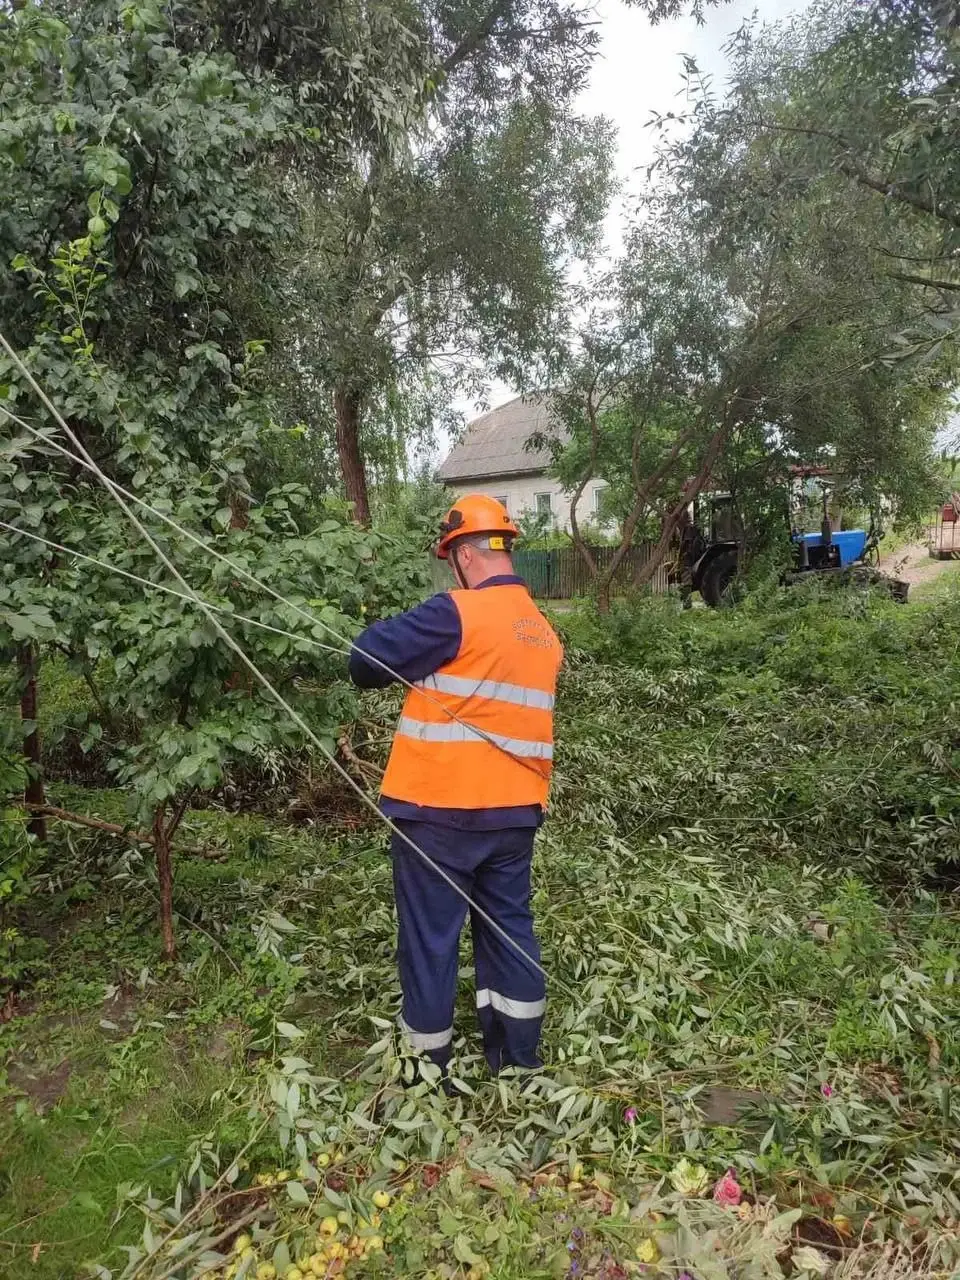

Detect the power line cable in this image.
[0,393,550,779]
[0,518,349,657]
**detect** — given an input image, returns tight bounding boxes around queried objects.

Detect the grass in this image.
[1,1046,234,1279]
[0,846,257,1277]
[3,583,960,1278]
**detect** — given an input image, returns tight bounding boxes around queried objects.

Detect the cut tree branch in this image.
[337,733,382,788]
[887,270,960,291]
[24,803,211,857]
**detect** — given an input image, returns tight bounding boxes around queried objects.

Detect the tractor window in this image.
[709,497,738,542]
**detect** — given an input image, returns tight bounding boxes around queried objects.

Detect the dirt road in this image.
[880,541,960,591]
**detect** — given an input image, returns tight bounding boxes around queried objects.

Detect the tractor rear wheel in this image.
[700,549,740,608]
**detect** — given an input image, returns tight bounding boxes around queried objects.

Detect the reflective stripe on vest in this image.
[396,716,553,759]
[476,988,546,1019]
[415,672,555,711]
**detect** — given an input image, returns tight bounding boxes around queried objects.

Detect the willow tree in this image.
[545,3,955,607]
[711,0,960,358]
[271,0,614,524]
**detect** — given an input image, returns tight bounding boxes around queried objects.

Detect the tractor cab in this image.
[686,491,740,606]
[704,492,737,543]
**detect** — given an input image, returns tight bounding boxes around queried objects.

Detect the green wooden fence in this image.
[429,544,668,599]
[512,544,668,599]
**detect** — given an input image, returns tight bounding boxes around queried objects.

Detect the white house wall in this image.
[444,474,607,535]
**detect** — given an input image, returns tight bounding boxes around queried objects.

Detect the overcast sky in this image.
[437,0,811,456]
[581,0,809,243]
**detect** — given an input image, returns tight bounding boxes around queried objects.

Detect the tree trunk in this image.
[569,388,602,587]
[333,383,371,526]
[569,480,599,590]
[229,490,249,531]
[590,416,704,614]
[153,803,177,962]
[634,399,749,589]
[18,644,46,841]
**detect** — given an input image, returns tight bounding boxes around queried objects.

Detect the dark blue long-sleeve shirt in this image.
[349,575,543,830]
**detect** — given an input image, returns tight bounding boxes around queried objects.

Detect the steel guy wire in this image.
[0,519,350,658]
[0,380,550,778]
[1,385,806,1058]
[0,336,557,991]
[3,391,796,1033]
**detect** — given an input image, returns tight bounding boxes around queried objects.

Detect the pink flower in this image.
[712,1168,742,1208]
[821,1082,834,1098]
[624,1106,638,1125]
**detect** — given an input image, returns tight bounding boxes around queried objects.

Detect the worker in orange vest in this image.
[349,495,563,1076]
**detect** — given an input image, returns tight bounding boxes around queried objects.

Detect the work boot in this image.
[400,1052,454,1096]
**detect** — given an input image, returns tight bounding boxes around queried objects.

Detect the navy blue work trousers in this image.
[390,820,546,1074]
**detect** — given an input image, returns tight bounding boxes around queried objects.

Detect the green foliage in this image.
[513,506,560,546]
[0,740,35,985]
[0,0,304,664]
[30,486,424,819]
[5,0,960,1271]
[369,466,451,554]
[552,21,954,599]
[2,589,960,1276]
[558,584,960,873]
[0,0,442,952]
[692,1,960,373]
[270,0,616,516]
[1,0,295,380]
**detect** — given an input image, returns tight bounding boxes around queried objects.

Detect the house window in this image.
[592,486,606,514]
[535,492,553,518]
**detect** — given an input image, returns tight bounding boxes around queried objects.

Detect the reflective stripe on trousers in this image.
[476,988,546,1019]
[396,716,553,759]
[415,672,555,711]
[398,1015,453,1052]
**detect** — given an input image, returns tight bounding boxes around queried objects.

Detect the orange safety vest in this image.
[381,584,563,811]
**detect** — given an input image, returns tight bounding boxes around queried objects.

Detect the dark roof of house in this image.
[437,393,565,482]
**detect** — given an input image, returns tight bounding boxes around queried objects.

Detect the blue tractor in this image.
[689,473,908,607]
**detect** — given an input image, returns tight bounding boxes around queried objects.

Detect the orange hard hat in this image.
[437,494,519,559]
